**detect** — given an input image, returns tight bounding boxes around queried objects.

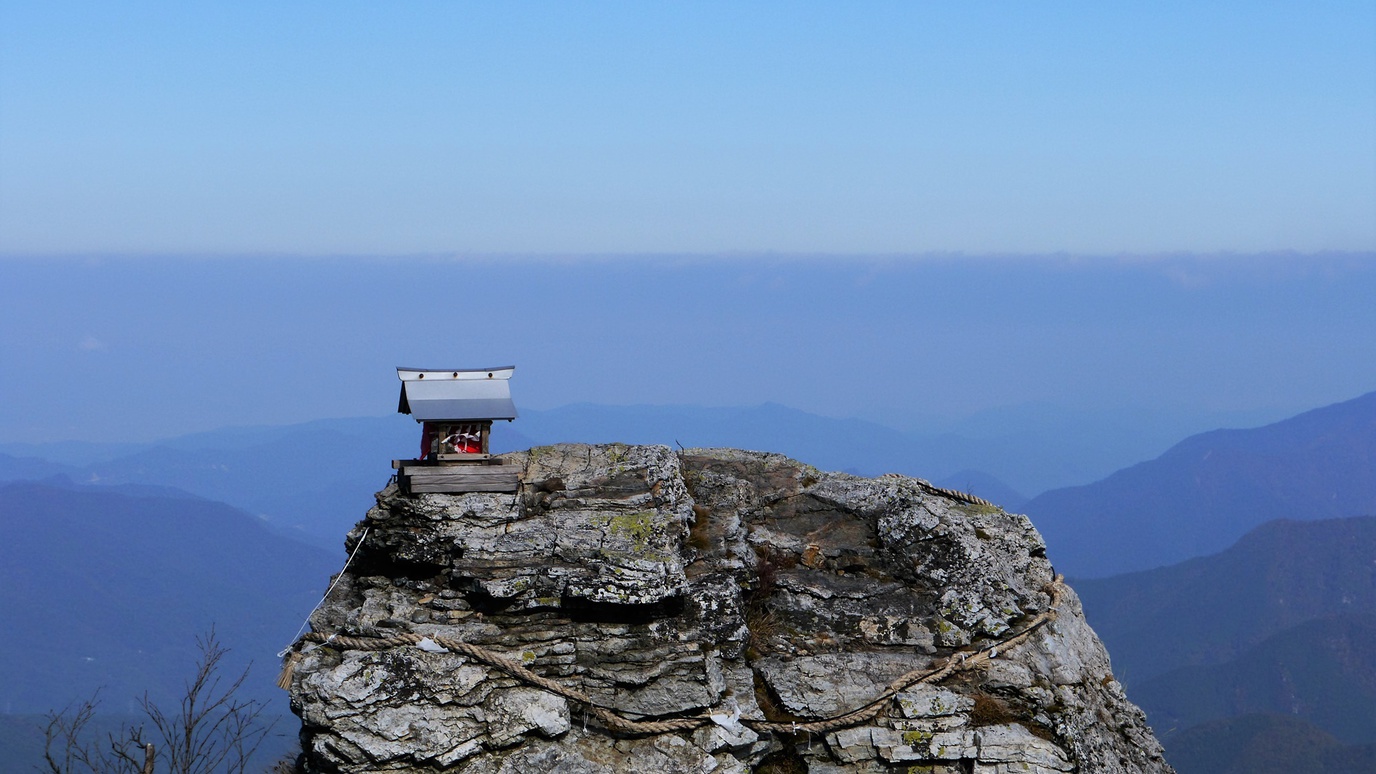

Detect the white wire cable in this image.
[278,526,371,658]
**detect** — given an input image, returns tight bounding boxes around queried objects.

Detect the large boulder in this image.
[286,444,1171,773]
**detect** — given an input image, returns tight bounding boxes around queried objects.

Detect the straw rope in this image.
[282,577,1063,737]
[883,474,998,509]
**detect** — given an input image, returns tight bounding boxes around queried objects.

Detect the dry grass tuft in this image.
[687,504,713,551]
[970,692,1018,726]
[743,545,796,658]
[753,747,808,773]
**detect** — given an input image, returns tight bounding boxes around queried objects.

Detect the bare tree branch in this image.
[37,628,277,774]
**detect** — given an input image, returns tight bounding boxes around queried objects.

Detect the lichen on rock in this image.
[286,444,1173,773]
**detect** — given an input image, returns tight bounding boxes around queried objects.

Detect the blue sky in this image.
[2,2,1373,254]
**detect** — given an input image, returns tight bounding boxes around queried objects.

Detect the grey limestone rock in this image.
[287,444,1172,773]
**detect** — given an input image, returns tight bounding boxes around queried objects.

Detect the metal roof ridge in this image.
[397,365,516,373]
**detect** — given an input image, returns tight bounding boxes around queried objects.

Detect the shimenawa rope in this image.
[280,576,1064,736]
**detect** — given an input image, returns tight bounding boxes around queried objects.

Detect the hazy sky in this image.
[2,255,1374,444]
[2,2,1373,254]
[3,5,1373,445]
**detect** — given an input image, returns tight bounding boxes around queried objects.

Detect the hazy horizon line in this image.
[3,249,1373,264]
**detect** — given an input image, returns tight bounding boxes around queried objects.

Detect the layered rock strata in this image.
[287,444,1172,773]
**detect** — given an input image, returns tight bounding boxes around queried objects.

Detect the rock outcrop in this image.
[286,444,1172,772]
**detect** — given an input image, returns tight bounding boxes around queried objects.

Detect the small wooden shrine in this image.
[393,366,520,494]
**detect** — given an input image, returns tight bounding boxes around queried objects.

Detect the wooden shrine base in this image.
[395,460,520,494]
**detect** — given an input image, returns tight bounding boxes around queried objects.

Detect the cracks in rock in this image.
[351,550,448,582]
[560,593,685,624]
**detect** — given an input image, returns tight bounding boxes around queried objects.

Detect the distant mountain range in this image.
[1,393,1373,772]
[1164,714,1376,774]
[1076,516,1376,771]
[0,481,338,715]
[515,401,1292,499]
[0,417,426,551]
[1136,614,1376,744]
[1,392,1365,620]
[0,398,1299,550]
[1075,516,1376,684]
[1026,390,1376,577]
[9,406,1007,550]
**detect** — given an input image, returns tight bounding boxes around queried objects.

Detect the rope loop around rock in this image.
[283,576,1065,738]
